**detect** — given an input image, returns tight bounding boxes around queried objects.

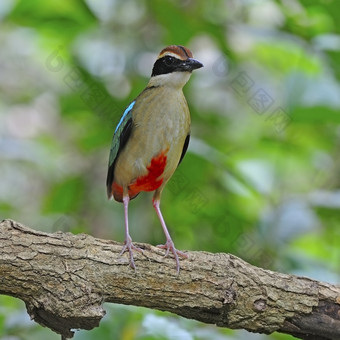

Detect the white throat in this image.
[148,71,192,89]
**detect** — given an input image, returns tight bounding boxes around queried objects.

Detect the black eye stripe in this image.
[164,56,175,66]
[151,56,183,76]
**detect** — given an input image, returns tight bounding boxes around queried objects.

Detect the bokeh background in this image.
[1,0,339,339]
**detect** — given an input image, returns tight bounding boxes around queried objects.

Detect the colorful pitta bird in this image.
[106,45,203,272]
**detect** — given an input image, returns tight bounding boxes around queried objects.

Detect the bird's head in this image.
[150,45,203,88]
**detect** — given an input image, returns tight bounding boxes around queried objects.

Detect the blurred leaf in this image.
[43,176,86,213]
[291,106,340,123]
[254,41,322,75]
[8,0,96,34]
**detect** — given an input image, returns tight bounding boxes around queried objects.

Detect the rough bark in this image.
[0,219,339,339]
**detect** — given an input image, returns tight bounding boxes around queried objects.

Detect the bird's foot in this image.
[157,240,188,273]
[120,236,143,270]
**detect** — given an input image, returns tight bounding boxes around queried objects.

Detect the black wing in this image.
[178,134,190,166]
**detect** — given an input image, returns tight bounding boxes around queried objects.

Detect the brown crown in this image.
[158,45,193,60]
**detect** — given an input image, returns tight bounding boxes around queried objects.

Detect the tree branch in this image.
[0,219,339,339]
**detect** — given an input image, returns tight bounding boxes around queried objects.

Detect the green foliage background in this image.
[0,0,339,339]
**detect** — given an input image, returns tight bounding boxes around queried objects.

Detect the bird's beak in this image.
[180,58,204,72]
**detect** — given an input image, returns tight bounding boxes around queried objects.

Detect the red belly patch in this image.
[113,149,168,201]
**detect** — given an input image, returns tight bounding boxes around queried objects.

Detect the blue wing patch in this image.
[115,101,135,133]
[106,100,135,197]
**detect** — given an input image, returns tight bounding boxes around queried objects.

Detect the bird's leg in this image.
[152,196,188,273]
[120,194,143,269]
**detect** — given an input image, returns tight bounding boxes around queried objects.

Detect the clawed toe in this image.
[157,243,188,258]
[157,241,188,273]
[120,237,143,270]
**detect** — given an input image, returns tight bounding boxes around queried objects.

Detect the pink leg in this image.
[120,195,143,269]
[152,198,188,273]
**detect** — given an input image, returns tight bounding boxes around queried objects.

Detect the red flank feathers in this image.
[112,149,168,201]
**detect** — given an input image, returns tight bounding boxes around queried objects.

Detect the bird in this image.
[106,45,203,272]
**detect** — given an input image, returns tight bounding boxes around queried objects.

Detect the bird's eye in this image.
[164,56,174,66]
